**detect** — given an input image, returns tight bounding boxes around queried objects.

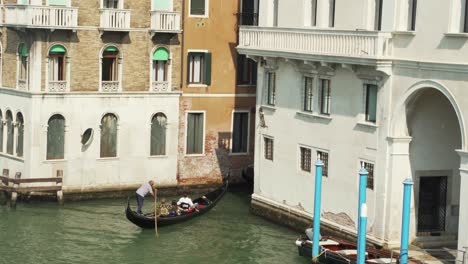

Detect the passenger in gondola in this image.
[135,180,155,214]
[156,198,171,217]
[177,193,195,213]
[168,200,181,216]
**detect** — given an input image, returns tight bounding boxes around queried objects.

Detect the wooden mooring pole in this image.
[154,187,158,239]
[11,172,21,208]
[56,170,64,205]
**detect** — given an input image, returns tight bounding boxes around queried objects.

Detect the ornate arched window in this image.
[17,43,29,90]
[100,113,118,157]
[16,112,24,157]
[6,111,14,155]
[48,44,68,92]
[101,46,121,92]
[152,47,170,92]
[151,113,167,156]
[47,114,65,160]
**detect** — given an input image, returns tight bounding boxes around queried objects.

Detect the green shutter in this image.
[47,115,65,160]
[48,0,67,6]
[104,46,119,52]
[151,113,167,156]
[153,0,171,10]
[153,48,169,61]
[204,52,211,85]
[49,44,66,54]
[20,43,28,57]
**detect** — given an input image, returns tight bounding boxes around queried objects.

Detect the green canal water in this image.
[0,188,308,264]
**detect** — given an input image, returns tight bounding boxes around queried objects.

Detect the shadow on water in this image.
[0,189,308,264]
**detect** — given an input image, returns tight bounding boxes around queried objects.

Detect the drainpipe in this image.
[357,167,368,264]
[400,178,414,264]
[180,0,185,91]
[312,158,324,261]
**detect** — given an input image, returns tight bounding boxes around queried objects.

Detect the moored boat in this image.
[126,180,228,229]
[296,232,406,264]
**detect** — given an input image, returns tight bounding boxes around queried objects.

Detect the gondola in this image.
[295,229,416,264]
[125,180,228,229]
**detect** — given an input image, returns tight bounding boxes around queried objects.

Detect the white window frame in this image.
[150,47,172,91]
[185,110,206,156]
[304,0,318,27]
[265,71,276,106]
[230,110,250,155]
[187,49,209,87]
[189,0,209,18]
[99,45,123,92]
[100,0,123,9]
[316,149,329,177]
[318,77,331,116]
[302,75,315,112]
[45,44,71,93]
[358,79,379,126]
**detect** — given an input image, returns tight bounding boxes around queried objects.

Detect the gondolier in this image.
[136,180,155,214]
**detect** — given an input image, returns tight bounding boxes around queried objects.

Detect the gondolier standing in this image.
[136,180,155,214]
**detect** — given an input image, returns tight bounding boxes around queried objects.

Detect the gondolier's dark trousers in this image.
[136,194,144,214]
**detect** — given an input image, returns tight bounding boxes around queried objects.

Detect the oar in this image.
[154,187,158,239]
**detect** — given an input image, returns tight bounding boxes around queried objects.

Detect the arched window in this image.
[16,113,24,157]
[6,111,14,155]
[101,46,120,92]
[0,110,3,152]
[47,114,65,160]
[100,113,118,158]
[151,113,167,156]
[153,48,169,82]
[48,44,67,90]
[18,43,28,90]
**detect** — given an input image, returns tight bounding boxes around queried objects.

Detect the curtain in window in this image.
[16,113,24,157]
[320,79,331,114]
[153,61,167,82]
[151,113,167,156]
[49,55,65,81]
[304,77,313,112]
[189,54,203,83]
[0,110,3,152]
[5,111,13,155]
[47,114,65,160]
[100,114,118,158]
[190,0,205,15]
[232,112,249,153]
[187,113,204,154]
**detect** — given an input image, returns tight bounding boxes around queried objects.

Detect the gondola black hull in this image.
[125,181,228,228]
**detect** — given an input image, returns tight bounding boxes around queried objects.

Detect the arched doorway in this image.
[390,81,464,247]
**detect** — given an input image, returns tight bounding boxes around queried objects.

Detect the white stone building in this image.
[238,0,468,257]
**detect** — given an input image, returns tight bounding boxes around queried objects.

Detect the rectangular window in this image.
[153,61,168,82]
[104,0,119,8]
[186,112,204,155]
[408,0,417,31]
[188,52,211,85]
[190,0,207,16]
[102,57,118,81]
[264,137,273,161]
[319,79,331,115]
[311,0,317,26]
[464,0,468,32]
[300,147,312,172]
[362,161,375,190]
[232,112,249,153]
[266,72,276,106]
[375,0,383,30]
[365,84,378,123]
[329,0,335,27]
[237,55,257,85]
[19,57,27,81]
[317,151,329,177]
[303,77,313,112]
[49,55,65,81]
[272,0,278,26]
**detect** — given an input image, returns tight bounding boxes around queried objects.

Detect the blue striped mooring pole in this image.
[357,204,368,264]
[312,158,324,260]
[400,178,414,264]
[357,167,368,264]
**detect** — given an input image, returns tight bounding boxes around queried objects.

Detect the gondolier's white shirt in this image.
[136,182,154,197]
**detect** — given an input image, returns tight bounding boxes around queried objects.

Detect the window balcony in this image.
[100,8,130,31]
[238,26,392,65]
[151,81,171,92]
[48,81,68,93]
[150,11,181,34]
[101,81,120,92]
[4,5,78,30]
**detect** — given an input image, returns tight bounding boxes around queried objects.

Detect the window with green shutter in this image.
[153,0,171,10]
[151,113,167,156]
[186,113,204,154]
[187,52,211,85]
[100,113,118,158]
[46,114,65,160]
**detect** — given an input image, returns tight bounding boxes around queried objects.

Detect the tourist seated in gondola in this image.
[168,200,182,216]
[177,193,197,213]
[156,198,172,217]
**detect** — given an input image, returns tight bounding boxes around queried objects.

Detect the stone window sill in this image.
[357,121,378,129]
[260,105,276,112]
[444,32,468,38]
[392,31,416,36]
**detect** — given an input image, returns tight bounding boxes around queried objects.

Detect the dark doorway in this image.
[417,176,447,233]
